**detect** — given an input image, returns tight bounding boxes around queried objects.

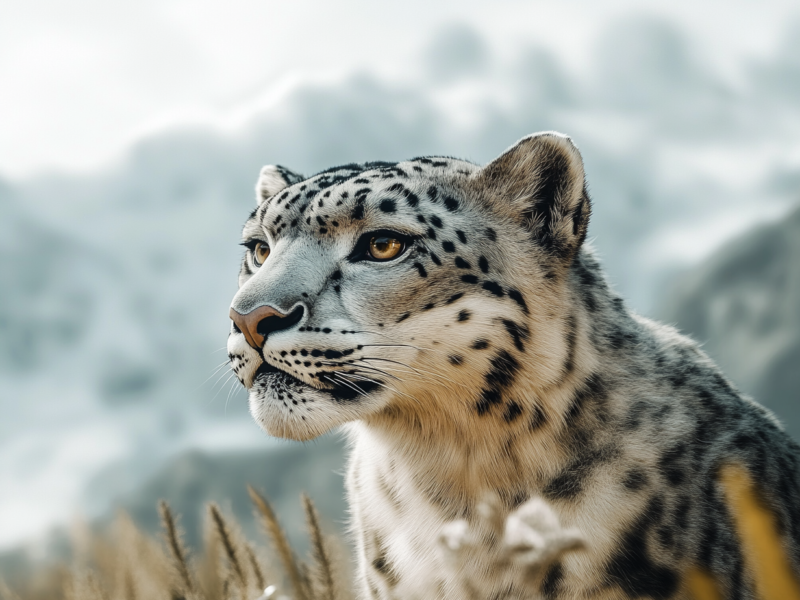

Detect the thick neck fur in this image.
[349,247,629,519]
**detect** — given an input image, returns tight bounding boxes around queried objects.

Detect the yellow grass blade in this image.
[719,463,800,600]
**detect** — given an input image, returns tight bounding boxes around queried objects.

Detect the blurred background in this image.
[1,0,799,582]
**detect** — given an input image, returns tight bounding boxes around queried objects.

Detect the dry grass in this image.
[2,465,799,599]
[0,490,348,600]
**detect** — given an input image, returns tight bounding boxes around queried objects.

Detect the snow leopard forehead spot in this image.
[247,158,480,243]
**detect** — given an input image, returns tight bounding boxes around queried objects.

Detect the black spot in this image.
[372,555,390,578]
[563,314,577,375]
[327,377,379,402]
[443,196,460,211]
[657,525,675,550]
[379,199,396,213]
[502,319,530,352]
[622,467,649,491]
[430,215,443,228]
[674,495,692,531]
[442,241,455,253]
[582,289,598,313]
[449,354,464,366]
[623,400,647,431]
[324,349,343,359]
[485,227,497,241]
[427,186,438,201]
[572,199,585,236]
[422,303,435,311]
[445,293,464,304]
[417,214,426,223]
[331,270,342,281]
[541,562,563,600]
[430,253,442,266]
[454,256,471,269]
[608,325,638,351]
[478,256,489,273]
[461,275,478,284]
[397,312,410,323]
[698,508,718,568]
[670,369,688,389]
[351,204,365,220]
[413,262,428,278]
[426,227,437,240]
[542,469,582,501]
[456,230,467,244]
[482,281,504,297]
[471,339,489,350]
[658,444,688,486]
[457,310,471,322]
[565,374,607,426]
[508,289,529,314]
[530,404,546,430]
[606,498,678,599]
[475,350,520,415]
[503,401,523,423]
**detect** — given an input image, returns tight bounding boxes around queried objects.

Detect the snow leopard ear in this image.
[255,165,304,205]
[473,132,591,262]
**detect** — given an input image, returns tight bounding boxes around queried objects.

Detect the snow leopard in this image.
[226,132,800,599]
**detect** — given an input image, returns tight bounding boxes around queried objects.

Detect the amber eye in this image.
[253,242,270,266]
[369,236,404,261]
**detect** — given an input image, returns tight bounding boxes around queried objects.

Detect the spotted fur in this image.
[227,132,800,599]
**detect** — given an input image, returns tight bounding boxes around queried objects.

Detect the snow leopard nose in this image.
[229,305,305,349]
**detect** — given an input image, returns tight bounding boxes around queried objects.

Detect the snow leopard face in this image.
[227,133,590,441]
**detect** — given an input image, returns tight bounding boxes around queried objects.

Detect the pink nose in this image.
[229,305,285,349]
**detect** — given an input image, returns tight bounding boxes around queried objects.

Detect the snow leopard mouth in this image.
[253,362,380,402]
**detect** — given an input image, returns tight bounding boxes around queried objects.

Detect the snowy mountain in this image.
[658,204,800,439]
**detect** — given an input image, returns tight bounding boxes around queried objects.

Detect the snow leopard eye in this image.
[253,241,270,266]
[369,236,404,261]
[348,229,413,263]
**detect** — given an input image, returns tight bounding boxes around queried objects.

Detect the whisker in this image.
[357,342,455,359]
[358,357,469,392]
[224,377,241,413]
[198,360,233,390]
[336,372,421,405]
[208,371,238,405]
[325,374,369,398]
[316,361,403,382]
[349,363,424,382]
[209,366,235,391]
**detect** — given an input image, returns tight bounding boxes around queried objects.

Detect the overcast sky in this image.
[1,0,798,179]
